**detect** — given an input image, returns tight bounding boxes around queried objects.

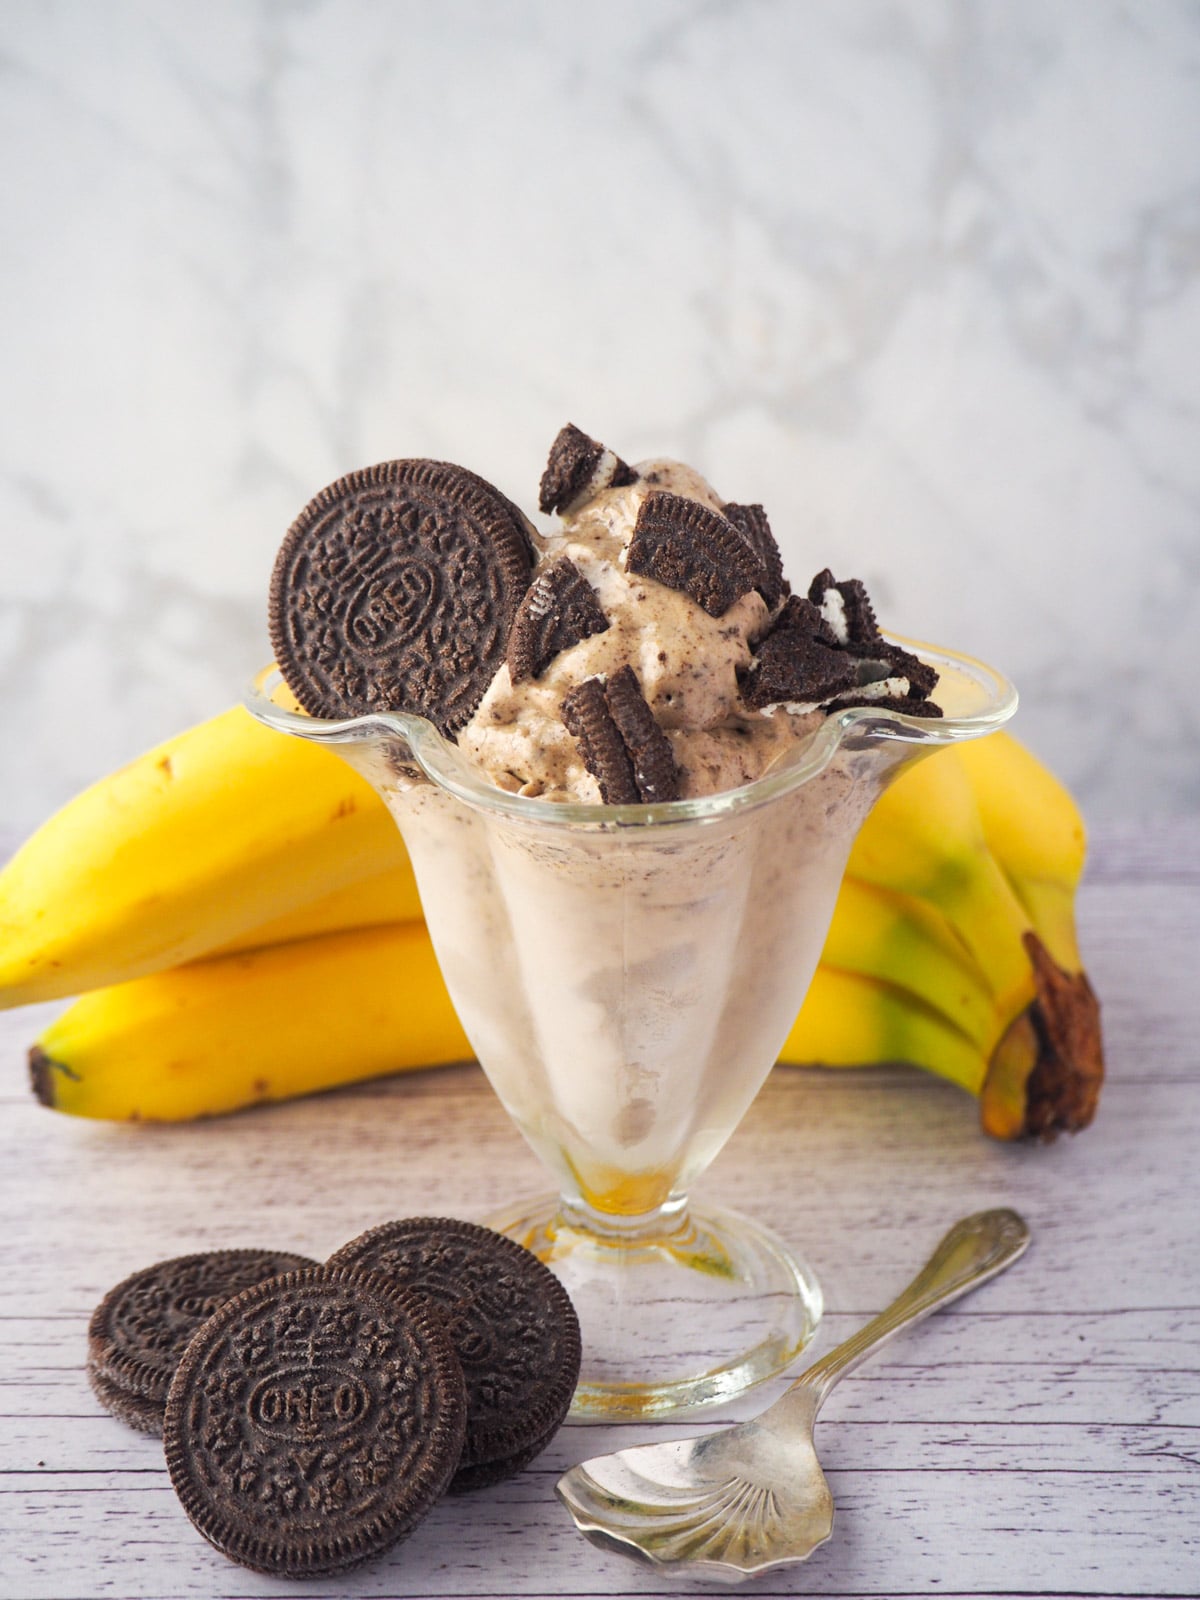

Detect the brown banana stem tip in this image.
[983,932,1104,1142]
[28,1045,77,1108]
[1020,931,1104,1139]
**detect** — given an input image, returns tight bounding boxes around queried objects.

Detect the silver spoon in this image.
[556,1207,1029,1584]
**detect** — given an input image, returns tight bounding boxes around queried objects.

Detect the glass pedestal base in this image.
[487,1194,822,1421]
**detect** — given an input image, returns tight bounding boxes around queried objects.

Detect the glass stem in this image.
[557,1190,692,1247]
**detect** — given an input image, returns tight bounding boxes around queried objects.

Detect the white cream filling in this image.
[819,586,849,644]
[831,674,910,704]
[761,674,910,717]
[587,446,622,498]
[761,700,821,717]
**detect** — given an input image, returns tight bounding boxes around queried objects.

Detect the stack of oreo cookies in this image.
[87,1218,581,1578]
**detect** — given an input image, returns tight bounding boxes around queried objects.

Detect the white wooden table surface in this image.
[2,822,1197,1600]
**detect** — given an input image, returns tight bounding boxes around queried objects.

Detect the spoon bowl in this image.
[556,1208,1030,1582]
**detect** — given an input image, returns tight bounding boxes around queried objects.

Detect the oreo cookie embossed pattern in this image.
[269,459,534,734]
[88,1220,582,1575]
[164,1267,467,1578]
[328,1217,582,1490]
[88,1249,318,1412]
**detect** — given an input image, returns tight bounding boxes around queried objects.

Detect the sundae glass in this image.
[247,642,1014,1419]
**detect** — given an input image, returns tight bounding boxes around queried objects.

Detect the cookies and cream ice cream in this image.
[268,424,940,809]
[265,428,947,1222]
[459,460,799,802]
[455,425,939,805]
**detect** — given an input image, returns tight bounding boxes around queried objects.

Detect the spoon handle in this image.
[797,1208,1030,1405]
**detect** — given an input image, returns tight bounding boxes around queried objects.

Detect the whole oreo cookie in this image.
[88,1249,318,1405]
[270,459,535,734]
[164,1265,467,1577]
[327,1217,581,1489]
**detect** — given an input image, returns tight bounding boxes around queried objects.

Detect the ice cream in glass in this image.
[247,426,1016,1417]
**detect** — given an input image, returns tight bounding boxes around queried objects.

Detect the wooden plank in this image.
[1079,820,1200,884]
[2,1461,1198,1598]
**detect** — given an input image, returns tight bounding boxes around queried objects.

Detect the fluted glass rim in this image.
[244,635,1016,830]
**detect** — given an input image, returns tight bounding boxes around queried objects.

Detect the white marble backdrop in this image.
[2,0,1198,833]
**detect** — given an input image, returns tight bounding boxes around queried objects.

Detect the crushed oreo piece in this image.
[742,629,858,710]
[755,593,840,651]
[561,678,639,804]
[808,568,881,646]
[562,669,679,804]
[603,666,680,803]
[829,693,944,718]
[507,556,610,683]
[626,492,766,617]
[539,424,637,515]
[723,502,788,609]
[269,459,535,735]
[857,637,940,700]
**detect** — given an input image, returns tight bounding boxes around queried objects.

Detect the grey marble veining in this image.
[2,0,1198,835]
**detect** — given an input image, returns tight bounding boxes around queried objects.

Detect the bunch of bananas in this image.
[1,708,1102,1138]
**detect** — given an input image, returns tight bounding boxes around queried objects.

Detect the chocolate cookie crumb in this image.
[507,556,610,683]
[539,424,637,515]
[723,502,788,609]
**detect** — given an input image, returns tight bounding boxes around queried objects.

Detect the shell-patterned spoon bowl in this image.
[556,1208,1030,1584]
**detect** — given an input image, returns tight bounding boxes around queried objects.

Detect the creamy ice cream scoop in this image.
[459,429,940,804]
[459,457,809,802]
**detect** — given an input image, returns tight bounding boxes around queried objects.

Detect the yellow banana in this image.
[845,748,1038,1020]
[819,876,1003,1057]
[209,862,422,957]
[782,965,990,1097]
[953,732,1086,971]
[31,923,470,1122]
[846,740,1101,1137]
[31,915,987,1122]
[0,707,413,1007]
[946,733,1102,1136]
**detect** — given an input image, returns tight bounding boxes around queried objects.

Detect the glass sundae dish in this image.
[247,429,1016,1419]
